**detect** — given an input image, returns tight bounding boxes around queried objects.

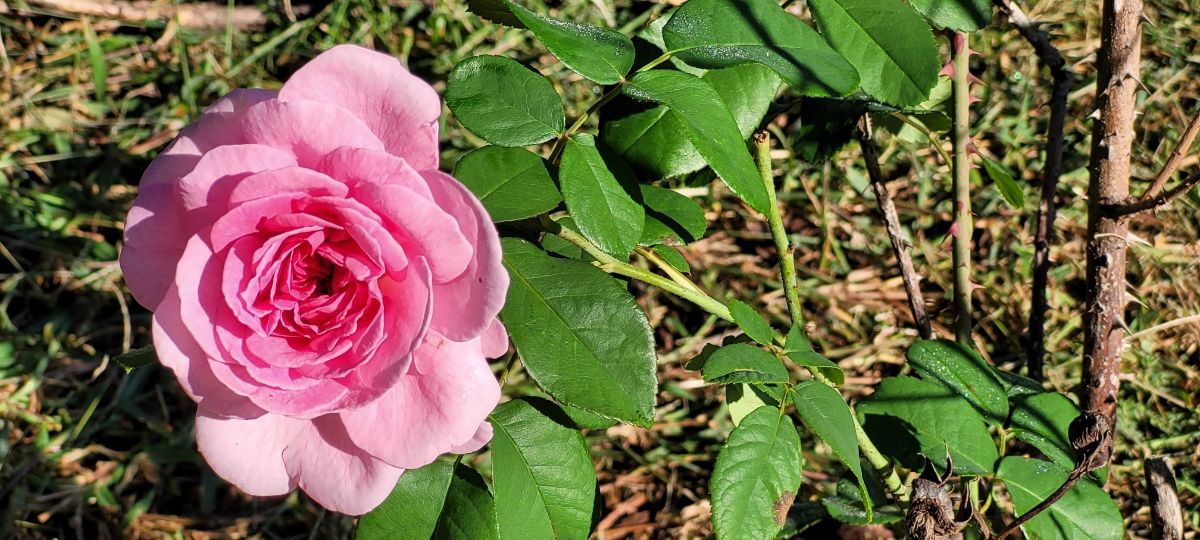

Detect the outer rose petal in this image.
[240,100,385,167]
[422,170,509,341]
[481,319,509,358]
[195,408,296,496]
[152,284,263,418]
[339,331,501,469]
[141,88,277,193]
[449,422,493,454]
[284,416,404,515]
[177,144,298,227]
[122,182,186,309]
[278,45,441,171]
[196,411,403,515]
[122,89,275,308]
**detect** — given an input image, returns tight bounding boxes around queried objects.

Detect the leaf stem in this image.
[950,32,974,345]
[540,216,733,322]
[635,246,702,293]
[753,131,804,326]
[548,52,674,165]
[808,369,909,500]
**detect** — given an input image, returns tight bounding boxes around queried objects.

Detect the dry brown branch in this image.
[1145,456,1184,540]
[1102,172,1200,216]
[993,0,1073,381]
[856,116,933,340]
[1081,0,1141,448]
[0,0,267,30]
[1141,111,1200,200]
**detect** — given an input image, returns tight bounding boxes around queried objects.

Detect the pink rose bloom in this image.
[120,45,509,515]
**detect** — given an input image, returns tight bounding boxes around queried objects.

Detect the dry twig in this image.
[856,115,933,340]
[992,0,1073,381]
[0,0,267,29]
[1141,111,1200,200]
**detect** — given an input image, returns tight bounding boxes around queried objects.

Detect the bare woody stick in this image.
[1140,111,1200,201]
[1,0,267,30]
[856,116,933,340]
[1145,456,1184,540]
[993,0,1073,381]
[1081,0,1142,452]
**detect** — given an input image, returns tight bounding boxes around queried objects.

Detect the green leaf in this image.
[447,55,565,146]
[702,343,789,385]
[624,70,770,213]
[792,98,869,162]
[503,0,634,84]
[808,0,940,106]
[790,381,868,518]
[652,245,691,274]
[114,345,156,370]
[466,0,527,27]
[1010,392,1079,468]
[603,63,780,180]
[639,184,707,246]
[908,0,992,31]
[491,398,596,540]
[454,146,561,222]
[711,406,803,540]
[856,376,997,476]
[81,18,108,102]
[998,369,1046,398]
[434,465,501,540]
[821,496,904,525]
[728,299,773,346]
[784,325,844,386]
[727,383,781,426]
[358,459,455,539]
[500,238,657,426]
[981,155,1026,209]
[996,457,1123,540]
[905,339,1009,424]
[559,134,644,257]
[662,0,859,96]
[559,401,619,430]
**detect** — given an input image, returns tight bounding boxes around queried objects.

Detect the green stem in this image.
[951,32,974,345]
[754,131,805,327]
[893,112,955,167]
[548,52,674,165]
[810,369,909,499]
[636,246,702,293]
[540,216,733,322]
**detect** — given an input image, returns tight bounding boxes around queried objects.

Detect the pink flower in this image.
[120,45,509,515]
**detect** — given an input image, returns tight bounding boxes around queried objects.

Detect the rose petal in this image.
[449,422,493,454]
[352,183,473,283]
[331,258,434,408]
[481,319,509,358]
[339,330,500,469]
[422,170,509,341]
[278,45,440,171]
[177,144,299,229]
[316,147,434,199]
[227,167,348,206]
[151,283,263,418]
[140,88,276,194]
[195,408,296,496]
[122,90,275,310]
[122,182,187,309]
[283,416,404,515]
[240,100,385,167]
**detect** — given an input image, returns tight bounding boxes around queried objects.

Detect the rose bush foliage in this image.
[120,45,509,514]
